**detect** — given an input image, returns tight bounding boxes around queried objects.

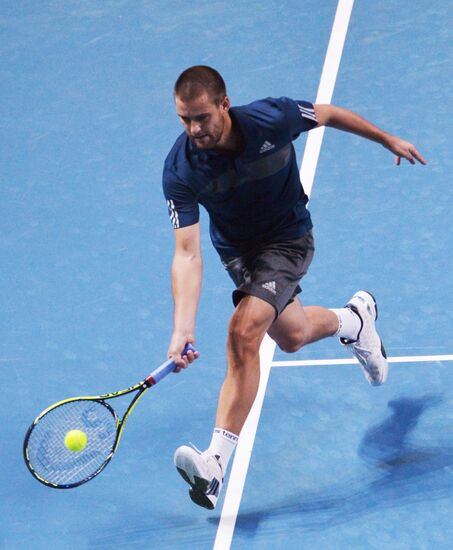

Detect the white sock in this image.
[207,428,239,471]
[330,307,361,340]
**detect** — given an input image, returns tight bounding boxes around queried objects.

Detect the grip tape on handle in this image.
[146,343,197,386]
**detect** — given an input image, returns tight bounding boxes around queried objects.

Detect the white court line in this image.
[212,334,275,548]
[214,2,355,549]
[299,0,355,198]
[272,354,453,367]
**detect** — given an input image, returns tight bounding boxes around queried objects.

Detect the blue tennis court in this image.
[1,1,452,548]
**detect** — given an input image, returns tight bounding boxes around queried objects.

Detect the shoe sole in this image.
[176,467,215,510]
[362,291,388,361]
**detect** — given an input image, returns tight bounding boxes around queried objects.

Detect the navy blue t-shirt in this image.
[163,97,317,258]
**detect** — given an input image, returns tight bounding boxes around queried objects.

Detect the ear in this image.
[221,96,230,112]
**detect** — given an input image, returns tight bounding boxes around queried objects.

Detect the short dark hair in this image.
[174,65,227,105]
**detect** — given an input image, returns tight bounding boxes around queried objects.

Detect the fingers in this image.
[411,147,427,165]
[169,344,200,373]
[395,149,426,166]
[396,151,423,165]
[185,348,200,363]
[389,136,427,166]
[393,141,427,166]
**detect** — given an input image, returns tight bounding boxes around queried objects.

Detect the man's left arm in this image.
[314,104,427,166]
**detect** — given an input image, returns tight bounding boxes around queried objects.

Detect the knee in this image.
[277,339,303,354]
[227,315,264,358]
[276,329,308,354]
[278,340,302,354]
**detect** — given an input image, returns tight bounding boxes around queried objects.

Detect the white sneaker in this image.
[174,445,224,510]
[340,290,388,386]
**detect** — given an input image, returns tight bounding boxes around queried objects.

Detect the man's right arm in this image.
[168,222,202,372]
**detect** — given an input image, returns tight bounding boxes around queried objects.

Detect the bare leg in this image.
[268,297,338,352]
[215,295,275,435]
[216,295,338,435]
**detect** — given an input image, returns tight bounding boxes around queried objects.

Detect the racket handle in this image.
[145,343,197,386]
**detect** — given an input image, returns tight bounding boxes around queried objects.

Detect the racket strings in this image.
[26,400,118,486]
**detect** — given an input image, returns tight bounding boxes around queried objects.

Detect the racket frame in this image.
[23,346,194,489]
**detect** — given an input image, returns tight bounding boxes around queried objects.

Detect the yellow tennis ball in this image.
[64,429,87,452]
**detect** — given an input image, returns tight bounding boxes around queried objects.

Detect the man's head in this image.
[174,66,231,149]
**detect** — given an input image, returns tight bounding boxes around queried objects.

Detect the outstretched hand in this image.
[385,136,427,166]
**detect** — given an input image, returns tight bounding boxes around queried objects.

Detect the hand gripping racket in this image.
[23,344,196,489]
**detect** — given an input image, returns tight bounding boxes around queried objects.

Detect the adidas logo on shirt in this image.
[262,281,277,294]
[259,141,275,154]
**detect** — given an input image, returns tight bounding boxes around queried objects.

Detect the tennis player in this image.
[163,66,426,509]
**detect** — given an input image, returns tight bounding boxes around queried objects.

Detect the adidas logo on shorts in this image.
[262,281,277,294]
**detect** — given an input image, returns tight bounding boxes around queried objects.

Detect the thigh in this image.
[267,296,308,343]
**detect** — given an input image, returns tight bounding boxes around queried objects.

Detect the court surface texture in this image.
[1,1,452,548]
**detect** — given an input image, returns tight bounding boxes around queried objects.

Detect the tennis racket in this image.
[23,343,196,489]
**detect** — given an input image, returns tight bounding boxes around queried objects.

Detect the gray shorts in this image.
[222,231,315,318]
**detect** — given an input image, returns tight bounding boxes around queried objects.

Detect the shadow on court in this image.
[89,514,215,550]
[215,395,453,534]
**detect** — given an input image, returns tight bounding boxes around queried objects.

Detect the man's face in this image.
[175,93,230,149]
